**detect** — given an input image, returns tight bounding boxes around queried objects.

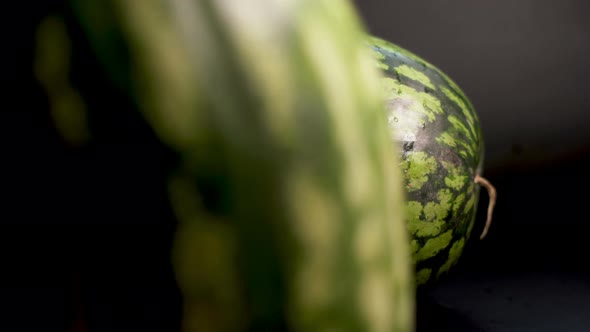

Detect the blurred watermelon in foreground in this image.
[30,0,415,331]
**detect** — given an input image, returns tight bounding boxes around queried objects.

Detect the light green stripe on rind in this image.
[371,49,388,70]
[394,64,436,90]
[448,115,474,142]
[452,193,466,216]
[436,132,456,147]
[464,189,477,214]
[442,87,477,137]
[407,201,445,238]
[401,151,438,192]
[414,229,453,262]
[441,87,481,162]
[375,61,388,70]
[416,268,432,286]
[436,116,477,161]
[381,77,444,122]
[466,188,480,239]
[441,161,468,191]
[463,182,477,213]
[437,238,465,278]
[410,239,421,254]
[423,189,452,223]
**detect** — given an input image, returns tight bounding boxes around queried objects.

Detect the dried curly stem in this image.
[474,174,496,239]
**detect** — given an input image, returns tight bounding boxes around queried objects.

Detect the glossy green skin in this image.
[370,36,484,290]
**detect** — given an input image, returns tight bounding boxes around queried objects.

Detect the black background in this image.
[4,3,182,331]
[353,1,590,331]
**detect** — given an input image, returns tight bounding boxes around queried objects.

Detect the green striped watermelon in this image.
[369,36,496,290]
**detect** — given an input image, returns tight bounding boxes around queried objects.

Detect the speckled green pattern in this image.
[370,36,484,289]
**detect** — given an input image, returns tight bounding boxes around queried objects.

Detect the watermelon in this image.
[369,36,496,290]
[65,1,415,331]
